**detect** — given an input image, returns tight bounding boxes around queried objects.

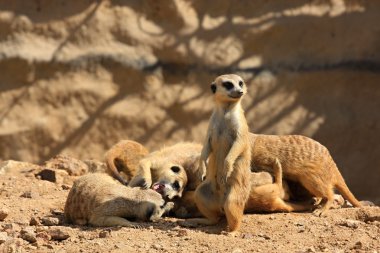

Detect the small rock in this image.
[50,209,63,215]
[353,241,363,250]
[36,231,50,241]
[29,217,40,226]
[43,244,54,249]
[84,159,106,173]
[0,231,10,244]
[258,233,271,240]
[339,219,360,229]
[0,208,9,221]
[152,243,162,250]
[176,229,188,237]
[241,233,254,239]
[36,169,57,182]
[20,227,37,243]
[49,228,70,241]
[61,184,71,190]
[99,230,110,238]
[20,191,39,199]
[41,217,60,226]
[45,155,89,176]
[306,246,316,252]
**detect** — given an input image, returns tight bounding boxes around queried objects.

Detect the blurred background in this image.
[0,0,379,203]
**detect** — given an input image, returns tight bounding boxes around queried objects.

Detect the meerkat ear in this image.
[210,82,216,93]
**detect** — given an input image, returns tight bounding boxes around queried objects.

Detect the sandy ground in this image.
[0,160,379,253]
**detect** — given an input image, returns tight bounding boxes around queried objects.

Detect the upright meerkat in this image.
[105,140,149,185]
[189,74,252,234]
[249,133,362,216]
[128,142,203,200]
[64,173,173,227]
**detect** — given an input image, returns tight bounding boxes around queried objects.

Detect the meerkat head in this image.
[151,164,188,200]
[210,74,247,103]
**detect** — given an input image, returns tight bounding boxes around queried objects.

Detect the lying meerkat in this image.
[64,173,173,227]
[128,142,203,200]
[177,161,311,219]
[249,133,362,216]
[245,158,312,212]
[188,74,252,234]
[105,140,149,185]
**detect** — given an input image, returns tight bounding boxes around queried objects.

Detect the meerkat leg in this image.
[89,215,141,228]
[300,175,335,216]
[271,198,313,212]
[150,202,175,222]
[179,182,221,227]
[224,189,245,233]
[313,192,334,217]
[129,160,152,188]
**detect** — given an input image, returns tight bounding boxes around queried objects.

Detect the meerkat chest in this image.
[211,111,239,149]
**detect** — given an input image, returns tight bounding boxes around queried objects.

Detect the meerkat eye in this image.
[170,166,181,173]
[239,81,244,87]
[173,181,180,190]
[222,81,234,90]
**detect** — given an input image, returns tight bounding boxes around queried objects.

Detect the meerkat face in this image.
[210,74,247,102]
[151,164,188,200]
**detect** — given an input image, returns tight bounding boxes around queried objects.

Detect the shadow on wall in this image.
[0,0,379,201]
[115,0,380,201]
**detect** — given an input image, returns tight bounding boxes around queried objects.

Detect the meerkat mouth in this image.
[151,182,165,194]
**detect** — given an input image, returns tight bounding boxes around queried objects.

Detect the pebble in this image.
[61,184,71,190]
[99,230,110,238]
[0,208,9,221]
[20,191,39,199]
[41,217,60,226]
[339,219,360,229]
[49,228,70,241]
[152,243,163,250]
[20,227,37,243]
[0,231,10,244]
[29,217,40,226]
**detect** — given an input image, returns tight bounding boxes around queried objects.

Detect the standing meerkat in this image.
[249,133,362,216]
[64,173,173,227]
[105,140,149,185]
[187,74,252,234]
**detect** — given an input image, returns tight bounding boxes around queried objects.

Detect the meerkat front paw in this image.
[129,176,152,189]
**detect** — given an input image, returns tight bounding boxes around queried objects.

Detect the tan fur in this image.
[189,74,252,234]
[177,161,311,218]
[245,159,312,213]
[105,140,149,185]
[249,133,362,216]
[128,142,202,200]
[64,173,173,227]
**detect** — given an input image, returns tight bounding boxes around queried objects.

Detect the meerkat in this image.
[187,74,252,234]
[105,140,149,185]
[245,158,313,212]
[64,173,174,227]
[128,142,203,200]
[249,133,362,216]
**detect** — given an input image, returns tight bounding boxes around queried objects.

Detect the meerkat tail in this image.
[334,169,362,207]
[105,156,128,185]
[273,158,283,189]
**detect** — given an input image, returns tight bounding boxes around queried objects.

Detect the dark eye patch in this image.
[171,166,181,173]
[173,180,180,190]
[222,81,234,90]
[239,81,244,87]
